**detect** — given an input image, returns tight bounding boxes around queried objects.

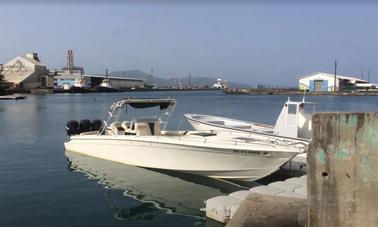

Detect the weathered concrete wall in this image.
[226,193,306,227]
[308,112,378,227]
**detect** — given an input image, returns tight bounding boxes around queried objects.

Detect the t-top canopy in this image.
[115,97,176,110]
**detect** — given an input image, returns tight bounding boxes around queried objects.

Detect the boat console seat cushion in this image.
[153,121,161,135]
[108,122,125,135]
[136,122,152,136]
[107,124,118,135]
[121,121,131,130]
[136,121,161,136]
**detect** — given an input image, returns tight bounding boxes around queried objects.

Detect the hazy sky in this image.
[0,2,377,86]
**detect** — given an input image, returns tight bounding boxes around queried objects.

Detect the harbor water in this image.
[1,90,378,227]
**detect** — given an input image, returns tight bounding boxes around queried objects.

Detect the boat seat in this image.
[107,124,118,135]
[121,121,137,135]
[154,121,161,135]
[121,121,132,130]
[135,121,161,136]
[107,122,124,135]
[136,122,152,136]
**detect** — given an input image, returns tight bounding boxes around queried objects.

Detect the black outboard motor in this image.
[79,119,91,133]
[91,119,102,131]
[66,120,79,136]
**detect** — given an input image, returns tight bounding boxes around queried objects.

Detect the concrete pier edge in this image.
[308,112,378,227]
[226,112,378,227]
[226,192,306,227]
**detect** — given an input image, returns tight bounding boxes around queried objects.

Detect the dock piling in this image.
[308,112,378,227]
[226,193,306,227]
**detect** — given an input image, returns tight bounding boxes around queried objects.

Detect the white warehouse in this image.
[84,75,146,89]
[298,72,371,92]
[1,53,50,89]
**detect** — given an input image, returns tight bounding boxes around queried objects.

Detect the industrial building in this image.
[84,74,146,89]
[298,72,377,92]
[53,50,146,90]
[53,73,146,90]
[1,50,147,91]
[1,53,51,89]
[52,50,88,89]
[53,69,89,89]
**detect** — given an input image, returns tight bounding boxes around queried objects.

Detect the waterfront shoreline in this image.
[224,88,378,96]
[26,87,219,94]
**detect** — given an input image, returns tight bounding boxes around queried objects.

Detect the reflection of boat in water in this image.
[65,150,246,217]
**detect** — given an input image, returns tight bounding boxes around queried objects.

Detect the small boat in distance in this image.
[95,78,119,93]
[64,97,303,182]
[70,77,91,93]
[185,97,315,143]
[95,69,119,93]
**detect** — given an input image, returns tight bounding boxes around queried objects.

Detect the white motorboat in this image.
[70,77,91,93]
[185,98,315,143]
[64,98,303,182]
[96,78,118,92]
[96,69,119,92]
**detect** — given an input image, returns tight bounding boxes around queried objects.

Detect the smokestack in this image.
[66,49,74,70]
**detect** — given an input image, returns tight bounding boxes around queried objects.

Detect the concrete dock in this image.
[308,112,378,226]
[203,112,378,227]
[0,95,26,100]
[202,175,307,225]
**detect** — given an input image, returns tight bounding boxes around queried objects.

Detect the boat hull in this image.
[70,86,92,93]
[64,135,297,182]
[95,86,119,93]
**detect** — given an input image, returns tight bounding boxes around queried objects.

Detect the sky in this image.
[0,2,377,86]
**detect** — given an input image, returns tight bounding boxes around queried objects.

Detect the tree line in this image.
[0,70,6,94]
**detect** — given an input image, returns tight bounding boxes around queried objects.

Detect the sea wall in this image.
[308,112,378,226]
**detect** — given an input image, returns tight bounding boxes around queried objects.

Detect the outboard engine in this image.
[79,119,91,133]
[66,120,79,136]
[91,119,102,131]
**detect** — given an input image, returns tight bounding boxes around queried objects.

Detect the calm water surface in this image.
[1,91,378,227]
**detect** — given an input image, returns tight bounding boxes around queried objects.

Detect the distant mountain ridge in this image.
[108,70,252,88]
